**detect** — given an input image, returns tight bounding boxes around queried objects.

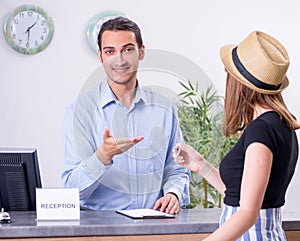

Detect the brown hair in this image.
[97,16,143,51]
[223,73,300,136]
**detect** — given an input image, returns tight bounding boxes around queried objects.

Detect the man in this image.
[61,17,189,214]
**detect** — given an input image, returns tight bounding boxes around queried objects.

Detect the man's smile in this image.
[112,65,130,75]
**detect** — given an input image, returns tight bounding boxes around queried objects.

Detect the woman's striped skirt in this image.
[219,204,286,241]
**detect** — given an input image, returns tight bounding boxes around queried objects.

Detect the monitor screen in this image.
[0,148,42,211]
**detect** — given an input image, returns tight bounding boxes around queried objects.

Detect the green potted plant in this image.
[177,80,238,208]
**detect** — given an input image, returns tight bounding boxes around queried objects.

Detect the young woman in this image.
[173,31,300,240]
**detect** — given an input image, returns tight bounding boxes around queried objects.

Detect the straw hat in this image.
[220,31,289,94]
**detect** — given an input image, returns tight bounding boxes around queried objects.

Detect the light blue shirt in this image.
[61,80,190,210]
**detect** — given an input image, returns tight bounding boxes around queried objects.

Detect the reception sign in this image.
[36,188,80,220]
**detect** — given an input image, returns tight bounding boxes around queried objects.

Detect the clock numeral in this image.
[40,35,44,40]
[27,11,33,17]
[18,39,22,45]
[37,14,40,20]
[26,42,30,48]
[12,34,16,39]
[34,40,39,47]
[41,20,45,26]
[13,19,19,24]
[43,28,47,34]
[19,12,25,18]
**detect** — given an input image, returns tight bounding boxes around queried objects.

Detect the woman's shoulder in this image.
[251,111,281,128]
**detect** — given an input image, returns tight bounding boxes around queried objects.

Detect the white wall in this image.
[1,0,299,211]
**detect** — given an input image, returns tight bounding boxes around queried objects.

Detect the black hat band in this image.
[232,47,281,91]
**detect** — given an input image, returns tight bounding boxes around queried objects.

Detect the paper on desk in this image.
[116,209,175,219]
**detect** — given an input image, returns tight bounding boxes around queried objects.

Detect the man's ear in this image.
[139,45,145,60]
[98,49,103,63]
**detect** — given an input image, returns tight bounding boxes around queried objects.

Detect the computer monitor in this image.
[0,148,42,211]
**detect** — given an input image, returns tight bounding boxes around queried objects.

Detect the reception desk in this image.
[1,208,300,240]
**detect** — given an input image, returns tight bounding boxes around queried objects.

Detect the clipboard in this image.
[116,209,175,219]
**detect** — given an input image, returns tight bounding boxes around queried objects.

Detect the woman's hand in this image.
[172,143,203,173]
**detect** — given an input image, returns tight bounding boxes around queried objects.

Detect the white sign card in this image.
[36,188,80,220]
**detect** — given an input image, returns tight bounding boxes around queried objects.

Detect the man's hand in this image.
[96,128,144,165]
[153,192,180,215]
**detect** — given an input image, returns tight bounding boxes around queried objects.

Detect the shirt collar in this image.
[99,80,150,109]
[99,81,117,108]
[134,82,150,105]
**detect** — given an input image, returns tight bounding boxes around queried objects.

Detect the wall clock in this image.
[3,4,54,55]
[86,10,126,54]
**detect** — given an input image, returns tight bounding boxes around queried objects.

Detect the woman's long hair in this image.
[223,73,300,137]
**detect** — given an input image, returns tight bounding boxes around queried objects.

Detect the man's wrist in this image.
[167,192,179,201]
[96,149,112,165]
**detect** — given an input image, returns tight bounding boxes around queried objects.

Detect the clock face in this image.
[4,5,54,55]
[87,10,126,54]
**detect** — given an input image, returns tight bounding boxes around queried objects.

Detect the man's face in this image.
[99,30,144,85]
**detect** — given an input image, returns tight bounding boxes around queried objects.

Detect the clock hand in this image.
[25,21,37,47]
[26,30,30,47]
[28,21,37,30]
[25,21,37,34]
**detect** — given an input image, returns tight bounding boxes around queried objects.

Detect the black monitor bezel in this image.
[0,148,42,211]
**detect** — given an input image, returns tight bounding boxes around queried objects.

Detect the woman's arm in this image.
[173,143,226,196]
[204,142,273,241]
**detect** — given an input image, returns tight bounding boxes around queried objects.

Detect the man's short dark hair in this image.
[97,16,143,51]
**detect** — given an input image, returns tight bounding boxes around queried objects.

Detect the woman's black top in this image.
[220,111,298,209]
